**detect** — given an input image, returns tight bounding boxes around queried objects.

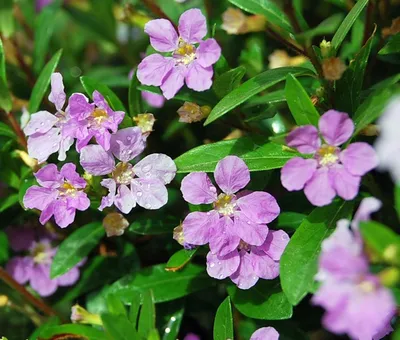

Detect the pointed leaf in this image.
[102,313,138,340]
[138,290,156,338]
[214,297,234,340]
[213,66,246,99]
[166,248,198,272]
[129,69,142,117]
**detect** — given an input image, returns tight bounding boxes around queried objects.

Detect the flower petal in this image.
[23,186,58,211]
[304,167,336,206]
[68,93,94,120]
[24,111,58,136]
[110,127,146,162]
[180,172,217,204]
[329,165,361,201]
[60,163,87,189]
[142,91,165,108]
[209,217,240,256]
[39,201,55,225]
[57,266,80,286]
[27,128,62,163]
[137,54,174,87]
[80,145,115,176]
[250,327,279,340]
[145,19,178,52]
[230,250,259,289]
[215,156,250,194]
[53,201,76,228]
[99,178,117,211]
[260,230,290,261]
[185,62,213,92]
[237,191,280,224]
[6,227,35,252]
[319,110,354,146]
[48,72,66,111]
[114,184,136,214]
[58,136,74,161]
[196,38,221,68]
[29,264,58,297]
[183,210,219,245]
[161,66,186,99]
[234,213,269,246]
[206,251,240,280]
[281,157,318,191]
[340,142,378,176]
[6,257,33,284]
[286,125,321,154]
[352,197,382,230]
[134,153,177,184]
[34,164,61,188]
[131,178,167,210]
[178,9,207,43]
[251,248,280,279]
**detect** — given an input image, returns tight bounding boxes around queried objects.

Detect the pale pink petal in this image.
[319,110,354,146]
[53,201,76,228]
[142,91,165,108]
[340,142,378,176]
[131,178,167,210]
[281,157,318,191]
[206,251,240,280]
[6,227,35,252]
[66,192,90,212]
[6,257,33,284]
[34,164,61,188]
[250,327,279,340]
[23,186,58,210]
[134,153,177,184]
[234,213,269,246]
[80,145,115,176]
[260,230,290,261]
[230,251,258,289]
[251,248,280,280]
[110,127,145,162]
[196,39,221,68]
[137,54,174,87]
[58,136,74,161]
[57,267,80,286]
[180,172,217,204]
[183,210,219,245]
[215,156,250,194]
[209,217,240,256]
[237,191,280,224]
[24,111,58,136]
[286,125,321,154]
[29,264,58,297]
[329,165,361,201]
[60,163,87,189]
[304,167,336,206]
[352,197,382,230]
[185,62,213,92]
[145,19,178,52]
[48,72,66,111]
[27,128,62,163]
[160,66,186,99]
[114,184,136,214]
[178,9,207,43]
[99,179,117,211]
[39,201,55,225]
[68,93,94,120]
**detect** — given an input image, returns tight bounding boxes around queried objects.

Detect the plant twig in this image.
[266,28,306,57]
[5,111,27,150]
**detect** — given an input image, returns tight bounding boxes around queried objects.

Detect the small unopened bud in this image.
[311,96,319,106]
[378,267,400,287]
[173,224,185,246]
[383,244,400,265]
[134,113,156,136]
[82,172,93,186]
[0,295,9,307]
[71,304,102,326]
[223,129,244,141]
[320,39,332,58]
[382,17,400,38]
[315,87,325,98]
[103,212,130,237]
[359,124,379,136]
[322,57,347,81]
[268,50,306,69]
[15,150,38,169]
[177,102,211,123]
[221,8,248,35]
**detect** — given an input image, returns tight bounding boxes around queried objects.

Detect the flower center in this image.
[316,144,339,167]
[91,108,108,125]
[357,279,376,293]
[174,40,196,66]
[112,162,134,185]
[31,243,51,264]
[213,193,236,216]
[59,181,78,197]
[238,240,250,252]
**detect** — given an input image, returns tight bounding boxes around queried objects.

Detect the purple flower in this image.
[313,198,396,340]
[23,163,90,228]
[375,97,400,182]
[137,9,221,99]
[180,156,288,289]
[67,91,125,151]
[24,73,74,163]
[79,127,176,214]
[250,327,279,340]
[35,0,54,12]
[6,226,84,297]
[281,110,378,207]
[183,333,200,340]
[129,68,165,108]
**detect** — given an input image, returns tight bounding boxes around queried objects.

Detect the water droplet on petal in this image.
[145,172,151,178]
[209,262,215,268]
[210,186,216,192]
[247,221,251,224]
[145,203,151,209]
[126,136,132,141]
[142,164,152,172]
[137,191,142,197]
[282,234,289,240]
[206,212,211,216]
[218,274,223,279]
[40,122,44,126]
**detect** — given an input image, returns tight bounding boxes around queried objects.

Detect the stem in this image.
[141,0,176,28]
[0,267,59,318]
[266,28,306,57]
[5,111,27,150]
[363,1,375,45]
[8,38,36,87]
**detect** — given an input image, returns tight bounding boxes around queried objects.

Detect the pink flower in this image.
[129,68,165,108]
[313,198,395,340]
[35,0,54,12]
[23,163,90,228]
[6,226,84,297]
[24,73,74,163]
[180,156,288,289]
[281,110,378,207]
[137,9,221,99]
[67,91,125,151]
[250,327,279,340]
[79,127,176,214]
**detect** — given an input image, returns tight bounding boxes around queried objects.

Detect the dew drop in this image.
[145,172,151,178]
[209,186,216,192]
[218,274,223,279]
[206,212,211,216]
[209,262,215,268]
[40,122,44,126]
[142,164,152,172]
[170,316,176,322]
[126,136,132,142]
[247,221,251,224]
[34,127,39,132]
[137,191,142,197]
[145,203,151,209]
[282,234,289,240]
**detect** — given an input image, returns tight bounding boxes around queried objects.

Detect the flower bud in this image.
[103,212,130,237]
[322,57,347,81]
[320,39,332,58]
[71,304,102,326]
[15,150,38,169]
[268,50,307,69]
[378,267,400,287]
[0,295,9,307]
[177,102,211,123]
[133,113,156,135]
[173,224,185,246]
[221,8,248,35]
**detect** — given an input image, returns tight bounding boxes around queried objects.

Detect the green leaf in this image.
[285,74,320,126]
[138,290,156,338]
[50,222,105,279]
[166,248,198,272]
[227,280,293,320]
[0,193,18,213]
[331,0,369,52]
[129,70,142,117]
[296,13,344,41]
[0,122,15,139]
[336,31,375,114]
[242,90,286,109]
[33,1,62,74]
[0,38,6,81]
[0,77,12,112]
[161,307,184,340]
[277,212,307,230]
[29,316,60,340]
[106,294,127,316]
[175,137,299,173]
[395,183,400,219]
[379,33,400,55]
[102,313,138,340]
[107,264,214,304]
[39,324,108,340]
[213,297,234,340]
[280,201,354,305]
[204,67,313,125]
[129,292,142,325]
[213,66,246,99]
[353,85,400,135]
[0,0,14,38]
[28,49,63,114]
[129,215,179,235]
[0,231,9,264]
[227,0,293,33]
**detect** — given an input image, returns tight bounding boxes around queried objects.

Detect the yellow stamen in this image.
[92,108,108,123]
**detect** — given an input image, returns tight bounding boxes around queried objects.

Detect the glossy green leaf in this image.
[102,313,138,340]
[106,294,127,316]
[0,38,6,82]
[213,297,234,340]
[331,0,369,52]
[285,74,320,126]
[213,66,246,99]
[296,14,344,41]
[379,33,400,55]
[205,67,313,125]
[39,324,108,340]
[50,222,105,279]
[227,0,292,33]
[0,193,18,213]
[0,122,15,139]
[175,137,299,173]
[138,290,156,338]
[161,307,184,340]
[0,77,11,112]
[0,231,9,264]
[129,215,179,235]
[280,201,354,305]
[28,49,63,113]
[107,264,214,304]
[243,90,286,109]
[277,212,307,230]
[129,69,142,117]
[129,292,141,325]
[0,0,14,38]
[293,0,309,31]
[395,183,400,219]
[166,248,198,272]
[29,316,60,340]
[228,280,293,320]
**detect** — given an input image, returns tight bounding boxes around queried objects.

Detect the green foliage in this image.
[214,297,234,340]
